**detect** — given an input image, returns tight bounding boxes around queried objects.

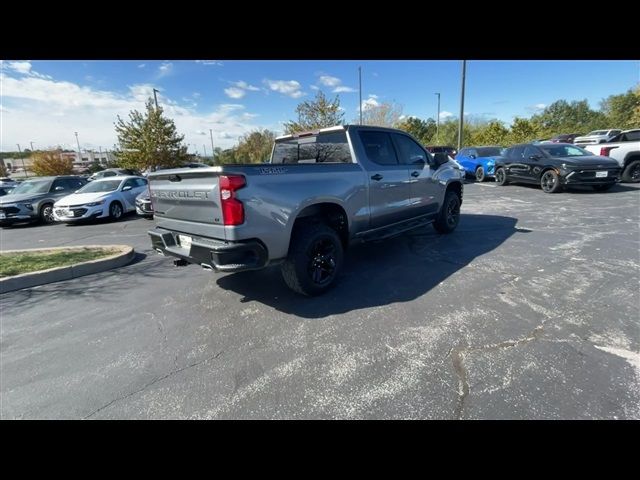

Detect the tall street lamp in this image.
[434,92,441,143]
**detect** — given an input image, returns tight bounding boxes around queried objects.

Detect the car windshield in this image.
[476,147,502,157]
[539,145,591,157]
[10,179,52,195]
[77,179,122,193]
[587,130,608,136]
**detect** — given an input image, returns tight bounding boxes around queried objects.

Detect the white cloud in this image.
[196,60,224,66]
[439,111,454,120]
[333,86,357,93]
[6,61,32,74]
[310,85,319,91]
[264,79,304,98]
[233,81,259,91]
[369,94,379,99]
[319,75,341,87]
[361,95,380,111]
[224,87,246,99]
[0,71,262,151]
[158,62,173,77]
[534,103,546,109]
[138,63,146,68]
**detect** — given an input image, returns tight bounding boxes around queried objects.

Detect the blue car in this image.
[456,146,504,182]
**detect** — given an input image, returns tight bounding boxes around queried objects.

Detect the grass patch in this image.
[0,248,118,278]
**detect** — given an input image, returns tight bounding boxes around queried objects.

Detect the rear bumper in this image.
[148,227,268,272]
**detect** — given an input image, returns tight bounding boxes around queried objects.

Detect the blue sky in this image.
[1,60,638,153]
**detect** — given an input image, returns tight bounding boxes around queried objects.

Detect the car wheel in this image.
[39,203,55,224]
[281,222,343,296]
[495,167,508,186]
[475,166,486,182]
[434,190,461,234]
[592,184,614,192]
[109,201,123,221]
[540,170,562,193]
[621,159,640,183]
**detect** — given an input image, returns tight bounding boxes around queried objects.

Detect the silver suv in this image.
[0,176,87,227]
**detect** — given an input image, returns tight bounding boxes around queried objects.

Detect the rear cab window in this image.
[271,131,352,164]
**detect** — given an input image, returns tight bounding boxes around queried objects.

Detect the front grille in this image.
[568,169,620,182]
[0,206,20,215]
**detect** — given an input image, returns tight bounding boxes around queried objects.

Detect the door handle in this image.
[371,174,383,181]
[411,171,420,177]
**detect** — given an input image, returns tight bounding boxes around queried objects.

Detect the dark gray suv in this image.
[0,176,87,227]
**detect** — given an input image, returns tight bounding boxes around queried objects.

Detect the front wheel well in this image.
[446,181,463,205]
[292,203,349,248]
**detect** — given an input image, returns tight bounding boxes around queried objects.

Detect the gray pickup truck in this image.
[148,125,465,295]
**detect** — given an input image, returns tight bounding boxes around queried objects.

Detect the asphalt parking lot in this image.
[1,181,639,419]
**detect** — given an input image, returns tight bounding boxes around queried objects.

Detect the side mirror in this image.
[122,185,132,191]
[410,155,425,165]
[469,154,476,159]
[432,152,449,167]
[55,186,65,191]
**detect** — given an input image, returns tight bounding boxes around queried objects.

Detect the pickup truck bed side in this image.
[584,141,640,182]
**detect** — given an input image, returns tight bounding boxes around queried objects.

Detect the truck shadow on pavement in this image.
[217,213,525,319]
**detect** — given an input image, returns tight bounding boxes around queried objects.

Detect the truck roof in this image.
[275,124,408,141]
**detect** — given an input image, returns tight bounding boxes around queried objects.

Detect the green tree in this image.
[600,87,640,129]
[507,117,543,144]
[531,99,607,137]
[395,116,436,144]
[30,150,74,176]
[0,162,8,177]
[235,129,276,164]
[217,148,239,165]
[361,101,403,128]
[630,86,640,128]
[114,99,188,171]
[470,120,510,146]
[284,91,344,134]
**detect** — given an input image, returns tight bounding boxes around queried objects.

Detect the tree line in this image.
[4,85,638,176]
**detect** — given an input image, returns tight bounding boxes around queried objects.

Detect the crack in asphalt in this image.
[83,350,223,419]
[450,324,545,420]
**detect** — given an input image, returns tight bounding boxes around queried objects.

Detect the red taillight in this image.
[219,175,245,225]
[599,146,617,157]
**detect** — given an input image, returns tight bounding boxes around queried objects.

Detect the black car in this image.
[550,133,582,144]
[495,143,621,193]
[425,145,458,159]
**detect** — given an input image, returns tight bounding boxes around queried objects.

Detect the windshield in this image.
[10,180,52,195]
[476,147,502,157]
[587,130,608,136]
[77,179,122,193]
[539,145,591,157]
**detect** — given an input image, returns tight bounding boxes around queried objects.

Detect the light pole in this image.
[203,144,207,158]
[153,88,160,110]
[358,66,363,125]
[457,60,467,151]
[75,132,82,164]
[30,141,35,152]
[17,143,28,178]
[434,92,441,143]
[209,129,215,163]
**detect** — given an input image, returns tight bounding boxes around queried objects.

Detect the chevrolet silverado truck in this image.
[147,125,465,296]
[583,130,640,183]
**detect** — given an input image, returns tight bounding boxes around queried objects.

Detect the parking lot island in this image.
[0,245,135,293]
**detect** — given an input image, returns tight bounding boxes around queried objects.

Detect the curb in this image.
[0,245,135,294]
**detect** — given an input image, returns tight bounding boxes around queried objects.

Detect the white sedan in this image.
[53,176,148,223]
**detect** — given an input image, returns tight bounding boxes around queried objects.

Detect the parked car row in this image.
[0,175,150,227]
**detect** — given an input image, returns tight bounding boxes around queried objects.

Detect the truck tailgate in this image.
[149,168,227,239]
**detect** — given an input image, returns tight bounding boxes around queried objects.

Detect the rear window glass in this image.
[271,131,352,164]
[477,147,502,157]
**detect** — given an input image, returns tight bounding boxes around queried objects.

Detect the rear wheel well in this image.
[624,154,640,168]
[292,203,349,247]
[446,181,463,204]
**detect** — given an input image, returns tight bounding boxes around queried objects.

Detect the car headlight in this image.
[19,201,35,210]
[85,200,105,207]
